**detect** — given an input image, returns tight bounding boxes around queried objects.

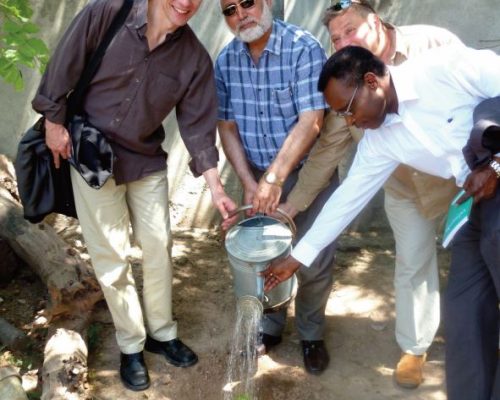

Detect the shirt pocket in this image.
[273,87,296,119]
[146,73,182,112]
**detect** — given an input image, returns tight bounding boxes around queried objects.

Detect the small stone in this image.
[21,370,39,392]
[18,299,27,305]
[34,316,48,326]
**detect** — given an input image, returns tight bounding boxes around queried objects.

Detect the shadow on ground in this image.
[88,228,450,400]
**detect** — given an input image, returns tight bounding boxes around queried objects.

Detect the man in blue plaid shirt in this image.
[216,0,339,374]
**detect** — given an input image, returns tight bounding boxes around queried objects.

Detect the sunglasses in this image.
[329,0,375,13]
[222,0,256,17]
[336,84,358,118]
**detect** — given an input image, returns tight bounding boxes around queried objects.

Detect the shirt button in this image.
[135,78,140,83]
[144,57,148,62]
[125,98,131,102]
[115,118,120,123]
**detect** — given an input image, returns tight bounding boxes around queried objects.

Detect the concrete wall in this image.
[1,0,499,228]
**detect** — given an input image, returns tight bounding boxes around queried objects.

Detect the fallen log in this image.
[41,318,91,400]
[0,155,102,399]
[0,155,102,318]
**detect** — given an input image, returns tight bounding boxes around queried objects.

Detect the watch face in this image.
[266,172,277,184]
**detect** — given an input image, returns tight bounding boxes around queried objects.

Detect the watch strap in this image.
[489,159,500,179]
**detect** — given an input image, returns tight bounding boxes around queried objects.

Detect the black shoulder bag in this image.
[15,0,134,223]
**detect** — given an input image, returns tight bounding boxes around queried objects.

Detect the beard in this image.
[233,1,273,42]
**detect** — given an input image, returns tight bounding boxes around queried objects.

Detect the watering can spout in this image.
[237,295,264,317]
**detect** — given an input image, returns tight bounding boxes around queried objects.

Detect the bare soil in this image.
[0,221,450,400]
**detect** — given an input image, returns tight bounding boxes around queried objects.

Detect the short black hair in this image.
[318,46,387,92]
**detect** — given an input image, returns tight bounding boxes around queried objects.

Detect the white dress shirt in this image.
[292,45,500,267]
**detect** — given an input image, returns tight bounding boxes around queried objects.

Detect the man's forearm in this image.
[218,120,256,189]
[266,109,324,181]
[287,113,355,211]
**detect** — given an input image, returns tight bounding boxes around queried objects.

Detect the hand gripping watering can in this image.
[225,205,298,312]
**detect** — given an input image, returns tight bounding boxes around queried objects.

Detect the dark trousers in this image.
[445,187,500,400]
[252,167,340,340]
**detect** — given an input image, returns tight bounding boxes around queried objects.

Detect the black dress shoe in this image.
[120,352,150,391]
[302,340,329,375]
[145,336,198,367]
[260,333,282,353]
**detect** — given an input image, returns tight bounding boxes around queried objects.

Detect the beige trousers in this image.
[384,191,441,356]
[71,168,177,354]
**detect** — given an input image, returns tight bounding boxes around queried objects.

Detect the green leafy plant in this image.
[0,0,49,90]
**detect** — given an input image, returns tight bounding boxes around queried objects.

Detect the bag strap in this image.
[66,0,134,121]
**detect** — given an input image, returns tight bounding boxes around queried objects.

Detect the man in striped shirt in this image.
[216,0,339,374]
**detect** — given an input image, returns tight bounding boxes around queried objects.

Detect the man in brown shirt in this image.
[32,0,236,391]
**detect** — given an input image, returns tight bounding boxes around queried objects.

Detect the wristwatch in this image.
[263,171,284,187]
[489,159,500,179]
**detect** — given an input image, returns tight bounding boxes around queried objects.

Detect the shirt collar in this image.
[392,25,410,63]
[388,63,419,105]
[128,0,184,41]
[381,64,419,127]
[126,0,147,31]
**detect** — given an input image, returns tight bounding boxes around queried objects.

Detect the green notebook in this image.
[442,190,473,248]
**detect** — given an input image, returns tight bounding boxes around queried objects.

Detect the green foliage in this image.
[0,0,49,90]
[87,322,103,352]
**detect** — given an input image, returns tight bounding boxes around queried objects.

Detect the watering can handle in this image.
[227,204,297,238]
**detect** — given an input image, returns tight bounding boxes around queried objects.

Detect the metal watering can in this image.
[225,205,298,312]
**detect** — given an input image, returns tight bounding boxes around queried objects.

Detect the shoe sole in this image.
[395,379,421,389]
[144,346,198,368]
[120,376,150,391]
[305,367,327,376]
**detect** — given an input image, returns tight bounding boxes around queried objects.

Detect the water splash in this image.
[223,296,263,400]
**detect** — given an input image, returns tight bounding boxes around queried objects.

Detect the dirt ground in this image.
[0,217,451,400]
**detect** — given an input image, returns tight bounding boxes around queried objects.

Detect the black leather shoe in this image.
[260,333,282,353]
[145,336,198,367]
[302,340,329,375]
[120,352,150,391]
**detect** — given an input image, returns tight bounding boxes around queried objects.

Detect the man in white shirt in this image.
[281,1,463,387]
[261,45,500,399]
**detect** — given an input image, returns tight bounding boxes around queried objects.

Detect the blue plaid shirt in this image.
[215,19,327,170]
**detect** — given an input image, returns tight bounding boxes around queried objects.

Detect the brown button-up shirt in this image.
[32,0,219,184]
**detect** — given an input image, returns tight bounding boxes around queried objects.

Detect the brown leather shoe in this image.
[395,353,426,388]
[302,340,329,375]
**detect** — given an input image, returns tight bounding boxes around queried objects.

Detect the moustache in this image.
[236,17,258,32]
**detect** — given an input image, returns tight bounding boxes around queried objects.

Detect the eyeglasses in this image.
[336,84,358,118]
[222,0,256,17]
[328,0,375,13]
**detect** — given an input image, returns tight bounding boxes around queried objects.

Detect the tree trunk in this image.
[41,319,91,400]
[0,155,102,399]
[0,155,102,318]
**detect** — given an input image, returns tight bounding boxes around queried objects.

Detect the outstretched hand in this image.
[260,255,301,292]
